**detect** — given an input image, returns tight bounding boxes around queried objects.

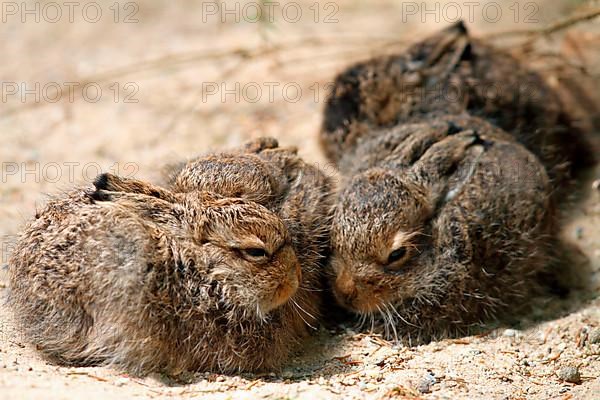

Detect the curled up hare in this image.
[321,21,598,186]
[8,138,333,375]
[326,115,559,342]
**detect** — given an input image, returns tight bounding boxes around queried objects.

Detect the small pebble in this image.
[503,329,518,338]
[430,344,443,352]
[557,366,581,384]
[365,370,381,380]
[588,329,600,344]
[417,372,436,393]
[343,376,357,385]
[281,370,295,379]
[592,179,600,191]
[114,377,129,387]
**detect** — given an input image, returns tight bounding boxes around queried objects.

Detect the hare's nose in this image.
[292,261,302,283]
[269,272,299,311]
[277,247,302,286]
[334,269,359,309]
[263,256,301,313]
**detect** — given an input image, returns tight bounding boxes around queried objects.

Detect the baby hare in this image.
[329,115,558,341]
[321,21,597,185]
[8,138,333,374]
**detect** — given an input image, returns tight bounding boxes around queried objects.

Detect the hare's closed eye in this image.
[382,230,423,271]
[242,247,269,259]
[387,247,407,264]
[384,247,413,273]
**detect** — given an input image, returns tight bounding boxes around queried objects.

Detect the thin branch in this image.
[481,7,600,42]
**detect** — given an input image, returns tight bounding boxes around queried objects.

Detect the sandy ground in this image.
[1,1,599,398]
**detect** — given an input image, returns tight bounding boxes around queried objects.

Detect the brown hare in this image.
[328,115,558,342]
[8,138,333,375]
[321,21,597,186]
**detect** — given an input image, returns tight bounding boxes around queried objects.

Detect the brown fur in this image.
[329,115,557,342]
[321,22,597,185]
[8,138,333,375]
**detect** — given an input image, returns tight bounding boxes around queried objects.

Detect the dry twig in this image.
[482,7,600,43]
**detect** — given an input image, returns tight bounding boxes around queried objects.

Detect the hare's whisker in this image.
[376,304,389,339]
[298,284,324,292]
[384,303,399,341]
[290,298,317,330]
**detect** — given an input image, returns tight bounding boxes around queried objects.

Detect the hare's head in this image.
[329,130,479,316]
[92,173,302,320]
[186,196,302,319]
[172,150,290,207]
[329,168,431,314]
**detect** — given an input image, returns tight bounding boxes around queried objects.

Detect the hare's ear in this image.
[445,20,469,36]
[445,20,472,60]
[89,188,184,223]
[415,20,472,69]
[410,131,480,206]
[243,137,279,153]
[93,173,178,203]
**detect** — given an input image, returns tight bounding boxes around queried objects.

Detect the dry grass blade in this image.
[65,371,109,382]
[482,7,600,43]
